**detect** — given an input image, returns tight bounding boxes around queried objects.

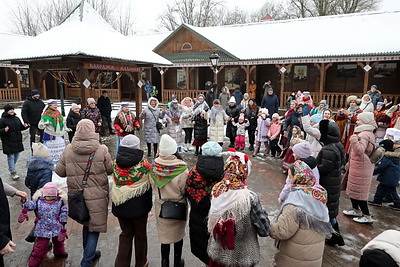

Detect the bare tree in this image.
[221,7,249,25]
[9,0,135,36]
[158,0,224,31]
[337,0,381,13]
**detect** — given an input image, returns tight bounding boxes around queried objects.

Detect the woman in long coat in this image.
[343,112,377,225]
[192,94,209,156]
[181,97,194,151]
[140,97,165,158]
[209,99,229,146]
[282,104,303,148]
[149,135,188,267]
[66,103,81,142]
[218,86,230,110]
[0,104,28,180]
[225,96,241,148]
[55,119,113,267]
[165,99,183,152]
[185,141,224,265]
[245,98,259,151]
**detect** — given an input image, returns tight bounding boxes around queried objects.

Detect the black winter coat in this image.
[374,152,400,188]
[317,120,345,219]
[187,155,224,264]
[21,95,45,125]
[0,112,28,154]
[193,114,208,141]
[25,157,54,196]
[261,94,279,115]
[111,147,153,219]
[0,178,11,252]
[66,110,82,142]
[226,104,241,139]
[245,106,259,131]
[282,111,303,147]
[205,89,216,109]
[97,95,112,116]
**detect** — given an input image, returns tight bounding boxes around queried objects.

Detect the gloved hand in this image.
[18,209,29,223]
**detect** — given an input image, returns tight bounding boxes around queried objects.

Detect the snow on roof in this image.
[128,31,172,51]
[0,1,171,65]
[184,11,400,61]
[0,32,31,53]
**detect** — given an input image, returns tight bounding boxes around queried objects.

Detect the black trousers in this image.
[101,115,113,135]
[351,198,370,215]
[270,139,282,156]
[183,128,193,144]
[29,124,43,147]
[248,128,256,146]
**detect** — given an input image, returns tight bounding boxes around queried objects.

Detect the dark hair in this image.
[102,90,107,94]
[288,164,295,177]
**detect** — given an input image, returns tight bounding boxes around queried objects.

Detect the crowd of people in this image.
[0,83,400,267]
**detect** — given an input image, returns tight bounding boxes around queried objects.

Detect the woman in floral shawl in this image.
[38,101,66,164]
[207,149,270,267]
[81,98,102,133]
[111,135,152,267]
[149,134,189,267]
[113,103,140,151]
[186,141,224,264]
[269,160,334,267]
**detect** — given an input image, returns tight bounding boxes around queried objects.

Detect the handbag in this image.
[361,137,385,164]
[68,151,95,222]
[158,188,186,221]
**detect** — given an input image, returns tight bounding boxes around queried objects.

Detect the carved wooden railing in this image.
[162,89,206,102]
[0,88,20,101]
[282,92,400,110]
[65,88,120,102]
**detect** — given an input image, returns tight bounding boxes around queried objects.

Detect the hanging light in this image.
[209,51,220,68]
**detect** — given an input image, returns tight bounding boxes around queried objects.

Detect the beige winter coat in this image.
[209,108,229,143]
[150,155,189,244]
[269,205,326,267]
[55,131,113,233]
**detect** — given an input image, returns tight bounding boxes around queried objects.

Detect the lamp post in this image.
[209,51,220,84]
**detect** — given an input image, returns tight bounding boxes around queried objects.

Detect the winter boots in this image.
[325,222,345,246]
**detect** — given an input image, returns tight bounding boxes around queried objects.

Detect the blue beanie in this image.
[201,141,222,157]
[31,89,40,95]
[310,114,323,124]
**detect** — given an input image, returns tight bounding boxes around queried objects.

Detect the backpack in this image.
[361,137,385,164]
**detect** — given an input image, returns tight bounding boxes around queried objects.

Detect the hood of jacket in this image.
[32,187,67,202]
[68,109,81,119]
[384,151,400,164]
[116,146,144,168]
[71,132,100,155]
[1,112,15,119]
[27,157,54,171]
[196,155,224,180]
[301,156,317,169]
[319,120,340,144]
[147,97,159,110]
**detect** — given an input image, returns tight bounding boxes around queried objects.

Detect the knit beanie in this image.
[43,182,58,197]
[272,113,280,119]
[371,85,378,89]
[358,112,375,124]
[377,102,384,107]
[71,103,80,111]
[310,114,323,124]
[260,108,269,115]
[292,141,312,159]
[379,139,394,152]
[229,96,236,103]
[120,135,140,149]
[320,100,327,105]
[159,134,177,156]
[31,89,40,96]
[87,98,96,105]
[32,142,50,158]
[76,119,95,134]
[4,104,14,113]
[202,141,222,157]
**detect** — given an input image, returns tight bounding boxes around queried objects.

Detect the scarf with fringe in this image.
[193,100,209,117]
[111,159,151,206]
[41,107,64,132]
[210,106,226,124]
[150,162,187,188]
[116,110,134,132]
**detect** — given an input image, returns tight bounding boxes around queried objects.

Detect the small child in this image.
[268,113,282,157]
[253,108,271,157]
[25,143,53,197]
[232,113,249,150]
[368,140,400,211]
[282,125,304,173]
[20,182,68,267]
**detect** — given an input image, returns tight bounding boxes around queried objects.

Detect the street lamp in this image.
[209,51,220,84]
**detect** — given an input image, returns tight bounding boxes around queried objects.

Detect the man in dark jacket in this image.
[261,88,279,115]
[205,86,216,108]
[21,89,45,147]
[368,85,383,109]
[226,97,241,147]
[97,90,114,136]
[317,120,345,246]
[232,88,243,106]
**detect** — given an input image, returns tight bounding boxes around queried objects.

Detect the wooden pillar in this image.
[185,67,190,91]
[314,63,332,102]
[117,74,121,102]
[357,62,379,94]
[135,72,142,118]
[42,80,47,100]
[241,65,251,93]
[79,66,90,108]
[16,71,22,100]
[157,67,168,102]
[275,64,292,108]
[29,70,36,89]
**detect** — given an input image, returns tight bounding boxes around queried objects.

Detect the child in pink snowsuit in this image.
[232,114,250,150]
[20,182,68,267]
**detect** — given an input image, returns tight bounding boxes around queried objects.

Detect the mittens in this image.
[58,228,68,242]
[18,209,29,223]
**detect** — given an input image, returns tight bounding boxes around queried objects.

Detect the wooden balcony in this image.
[282,92,400,110]
[65,88,120,102]
[162,89,206,102]
[0,88,21,102]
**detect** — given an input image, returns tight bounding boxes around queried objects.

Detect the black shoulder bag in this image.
[67,151,95,223]
[158,187,187,221]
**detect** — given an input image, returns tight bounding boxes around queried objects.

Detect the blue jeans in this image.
[146,91,152,100]
[81,226,100,267]
[116,136,122,152]
[7,153,20,173]
[374,183,400,204]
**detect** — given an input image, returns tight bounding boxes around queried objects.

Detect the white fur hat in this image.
[229,96,236,103]
[159,134,177,156]
[32,142,49,158]
[357,112,374,124]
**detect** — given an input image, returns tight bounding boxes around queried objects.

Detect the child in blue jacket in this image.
[368,140,400,211]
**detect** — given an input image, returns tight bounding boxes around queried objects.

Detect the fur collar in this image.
[384,151,400,158]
